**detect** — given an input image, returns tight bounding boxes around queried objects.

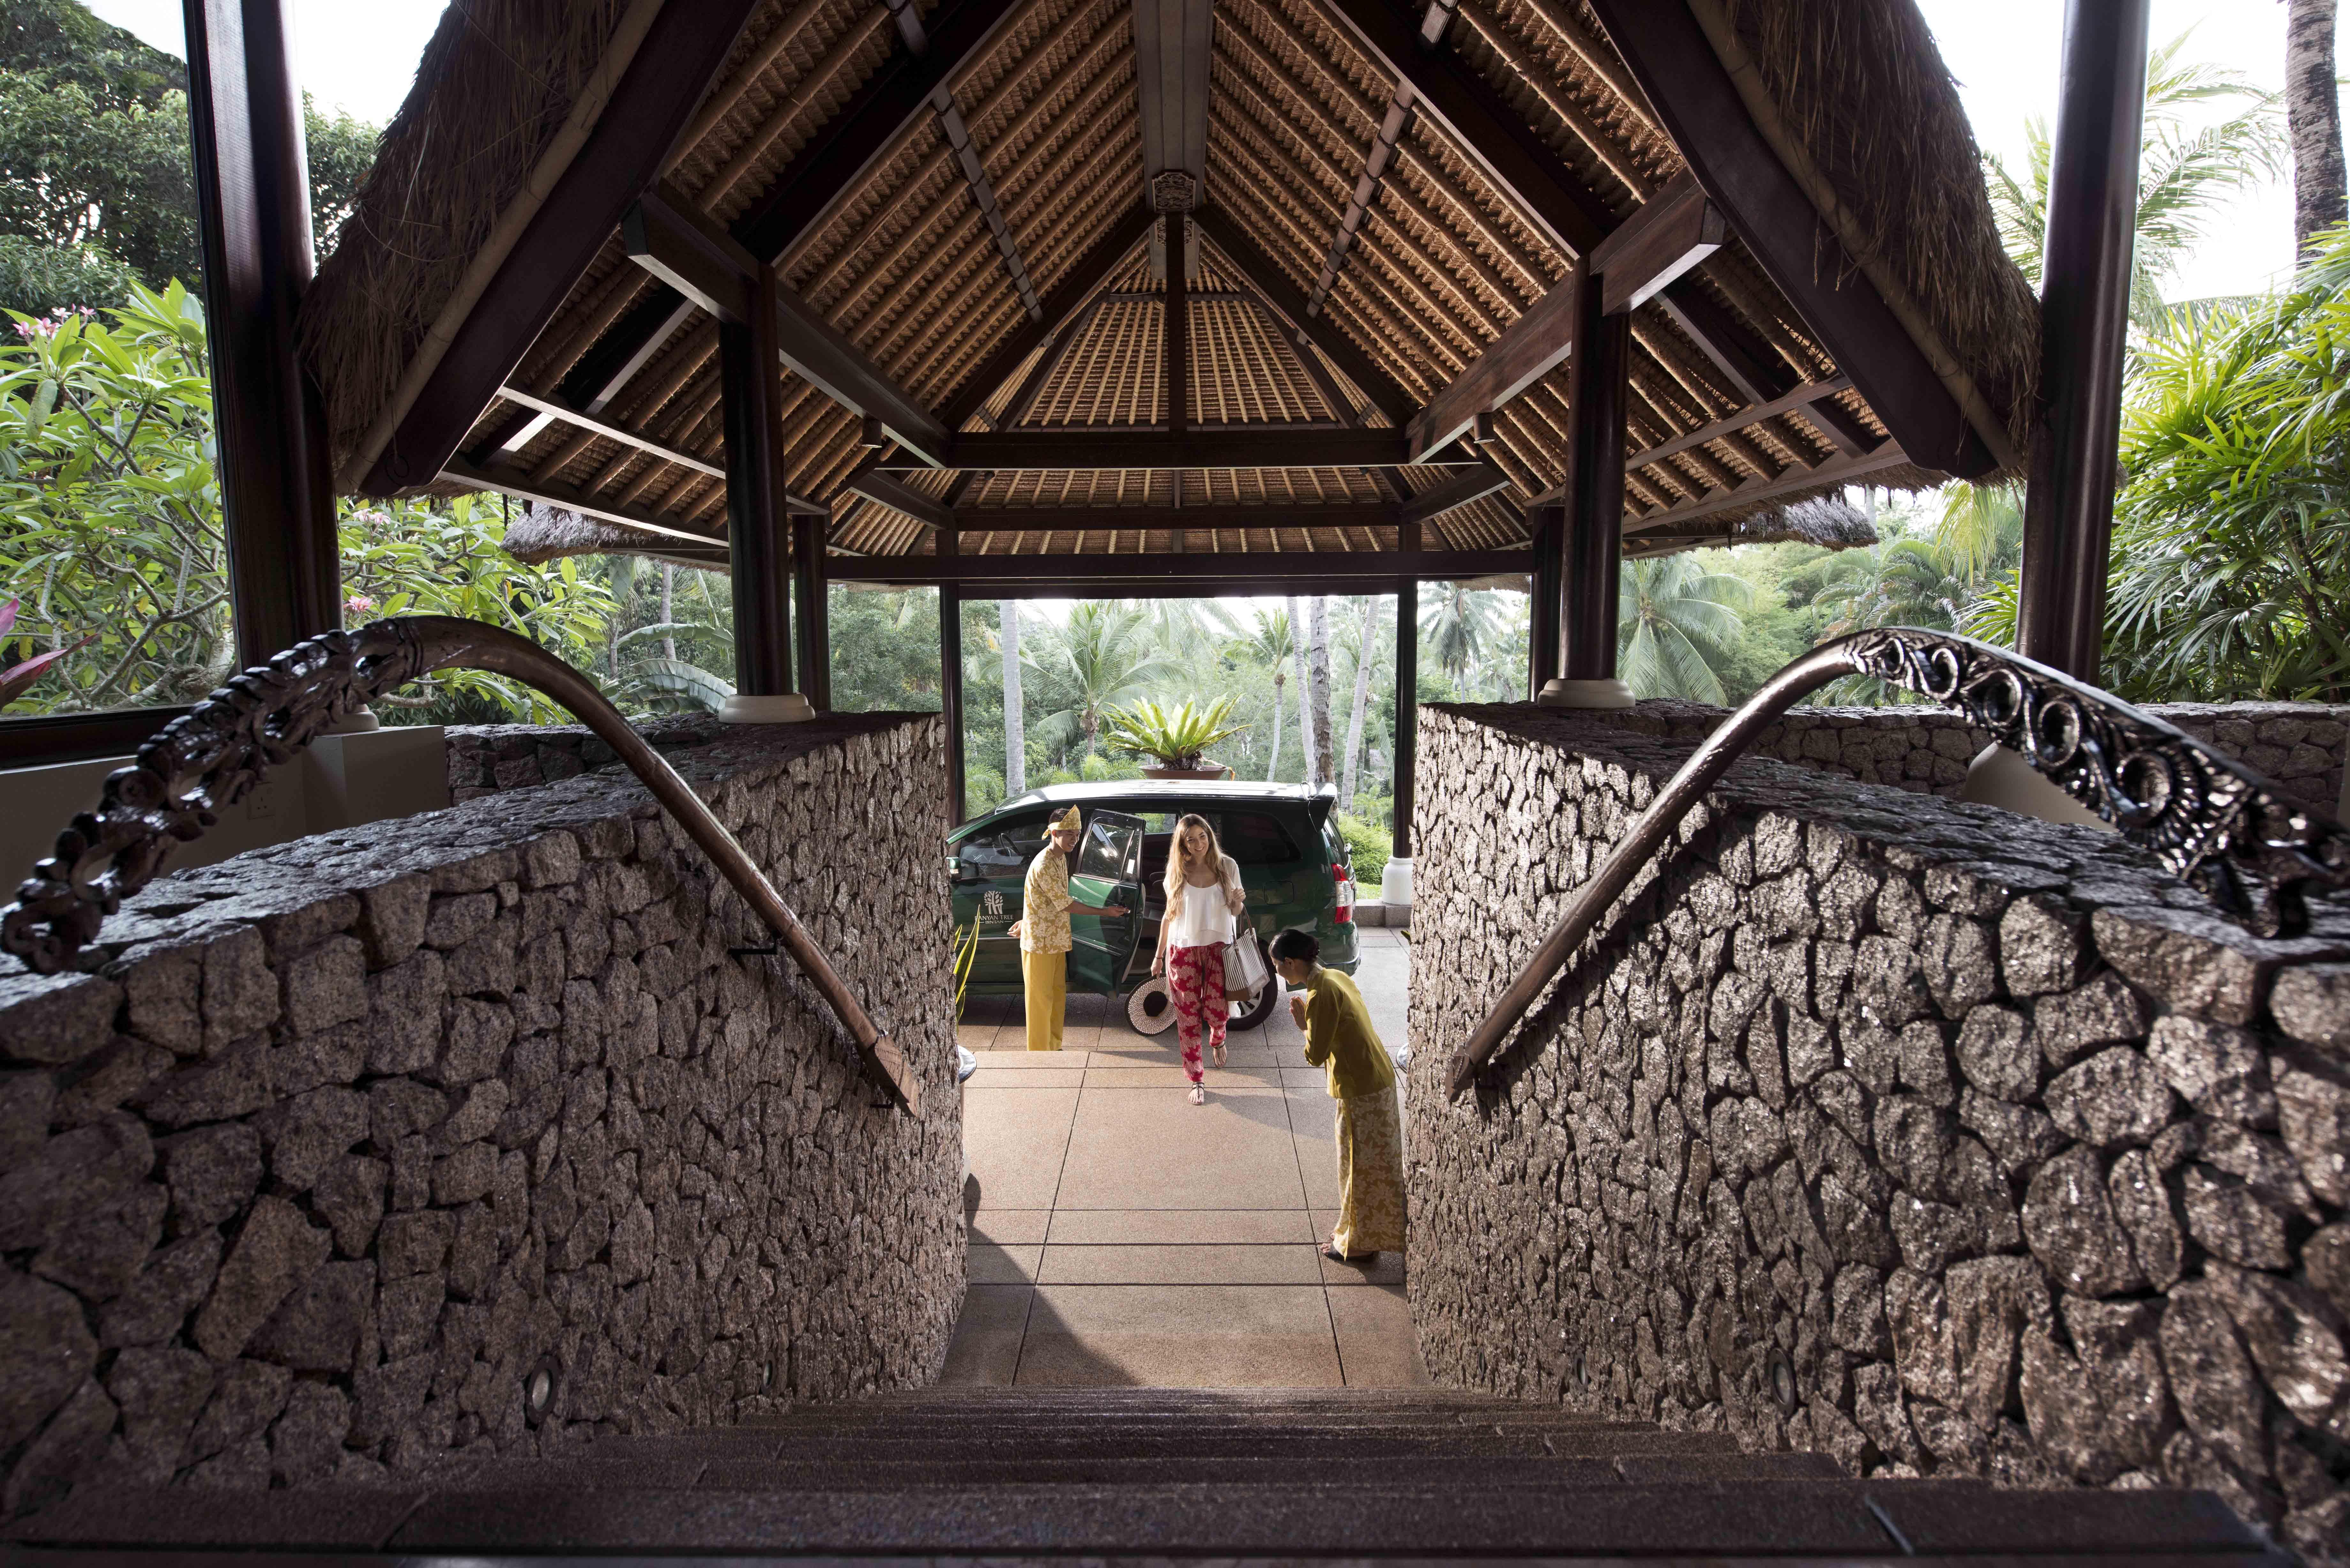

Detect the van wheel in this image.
[1228,937,1283,1031]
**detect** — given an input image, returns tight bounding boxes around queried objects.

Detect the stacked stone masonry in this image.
[1408,703,2350,1565]
[1584,699,2350,812]
[0,714,960,1516]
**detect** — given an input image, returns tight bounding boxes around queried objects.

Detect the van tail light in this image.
[1334,863,1356,923]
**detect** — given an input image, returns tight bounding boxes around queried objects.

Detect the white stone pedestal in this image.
[719,693,815,724]
[1536,677,1636,710]
[1958,743,2114,831]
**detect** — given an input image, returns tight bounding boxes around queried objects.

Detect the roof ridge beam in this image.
[931,86,1044,319]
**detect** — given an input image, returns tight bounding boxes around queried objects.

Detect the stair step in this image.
[587,1431,1742,1462]
[6,1478,2276,1560]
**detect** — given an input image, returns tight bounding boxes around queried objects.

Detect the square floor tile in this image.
[1036,1243,1325,1285]
[1015,1285,1342,1387]
[962,1084,1079,1211]
[1055,1084,1307,1210]
[1045,1209,1315,1245]
[937,1285,1032,1386]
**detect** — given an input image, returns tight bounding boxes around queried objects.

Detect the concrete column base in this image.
[1958,743,2114,832]
[719,693,815,724]
[1536,677,1635,710]
[320,706,382,735]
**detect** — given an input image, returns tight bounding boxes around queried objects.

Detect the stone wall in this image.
[1581,699,2350,812]
[0,714,961,1515]
[1408,703,2350,1565]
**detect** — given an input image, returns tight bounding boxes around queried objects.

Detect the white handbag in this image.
[1222,931,1268,999]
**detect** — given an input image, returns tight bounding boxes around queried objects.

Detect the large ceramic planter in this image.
[1140,762,1232,780]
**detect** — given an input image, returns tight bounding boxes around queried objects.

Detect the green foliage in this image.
[1027,600,1175,754]
[1618,554,1752,703]
[1331,810,1391,875]
[1102,694,1247,768]
[0,234,136,317]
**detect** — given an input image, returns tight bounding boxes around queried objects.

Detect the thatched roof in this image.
[501,504,731,571]
[300,0,2035,568]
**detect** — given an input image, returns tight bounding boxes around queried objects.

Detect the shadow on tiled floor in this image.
[943,931,1425,1388]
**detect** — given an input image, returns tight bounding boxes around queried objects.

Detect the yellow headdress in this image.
[1055,806,1083,833]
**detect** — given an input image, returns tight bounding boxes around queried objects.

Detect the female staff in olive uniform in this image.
[1270,928,1405,1260]
[1007,806,1127,1051]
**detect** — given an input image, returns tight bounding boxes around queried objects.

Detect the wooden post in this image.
[1527,504,1562,701]
[719,264,799,719]
[1165,218,1189,433]
[1393,577,1417,861]
[792,511,831,710]
[183,0,340,667]
[2017,0,2151,682]
[938,503,965,823]
[1543,262,1633,708]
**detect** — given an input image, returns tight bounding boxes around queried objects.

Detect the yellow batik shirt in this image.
[1020,846,1075,954]
[1301,967,1396,1100]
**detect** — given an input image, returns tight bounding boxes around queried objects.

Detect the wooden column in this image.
[1393,578,1417,859]
[184,0,339,666]
[1165,218,1189,433]
[2017,0,2151,682]
[938,511,966,824]
[721,265,794,706]
[792,512,831,710]
[1545,263,1633,706]
[1527,504,1563,701]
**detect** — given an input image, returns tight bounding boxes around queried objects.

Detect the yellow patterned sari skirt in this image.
[1020,947,1066,1052]
[1332,1088,1407,1255]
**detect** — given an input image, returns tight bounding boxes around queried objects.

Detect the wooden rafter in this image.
[874,427,1436,469]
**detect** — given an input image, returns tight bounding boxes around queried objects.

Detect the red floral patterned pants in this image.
[1168,943,1227,1083]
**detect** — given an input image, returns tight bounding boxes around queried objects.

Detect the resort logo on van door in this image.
[982,890,1006,921]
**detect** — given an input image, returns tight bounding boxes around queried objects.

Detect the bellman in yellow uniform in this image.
[1271,927,1405,1259]
[1007,806,1127,1051]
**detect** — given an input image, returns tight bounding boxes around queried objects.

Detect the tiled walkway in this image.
[944,927,1425,1388]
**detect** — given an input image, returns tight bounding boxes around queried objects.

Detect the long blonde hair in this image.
[1163,813,1238,905]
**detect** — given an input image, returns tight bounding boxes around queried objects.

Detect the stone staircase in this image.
[2,1388,2282,1561]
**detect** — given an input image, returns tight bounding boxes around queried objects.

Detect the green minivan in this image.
[947,782,1361,1032]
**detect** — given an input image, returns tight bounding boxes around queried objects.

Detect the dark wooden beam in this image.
[874,428,1437,470]
[1393,576,1417,857]
[1405,279,1578,461]
[958,504,1401,531]
[1527,503,1560,698]
[1586,0,1997,478]
[830,548,1528,583]
[186,0,340,661]
[725,262,795,699]
[941,580,966,823]
[1134,0,1212,204]
[1305,84,1415,315]
[441,457,728,548]
[793,511,832,710]
[1559,264,1628,687]
[941,206,1156,430]
[361,0,762,494]
[848,471,957,530]
[1524,375,1858,503]
[631,182,953,463]
[1193,208,1417,426]
[478,289,699,461]
[491,385,726,479]
[1397,462,1514,524]
[732,0,1030,263]
[1591,172,1725,315]
[933,86,1041,319]
[1166,217,1190,432]
[2018,0,2151,681]
[1624,440,1915,532]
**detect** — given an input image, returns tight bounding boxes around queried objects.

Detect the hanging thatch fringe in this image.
[502,506,731,571]
[1709,0,2040,469]
[299,0,654,488]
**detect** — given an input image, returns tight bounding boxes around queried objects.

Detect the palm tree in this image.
[1306,596,1335,787]
[1339,597,1381,804]
[1030,601,1175,755]
[1230,607,1294,781]
[1288,595,1319,787]
[1816,539,1974,637]
[1000,599,1025,795]
[2287,0,2346,255]
[1617,555,1752,704]
[1985,32,2286,327]
[1419,584,1496,684]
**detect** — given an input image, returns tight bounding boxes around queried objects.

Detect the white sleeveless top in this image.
[1165,856,1240,948]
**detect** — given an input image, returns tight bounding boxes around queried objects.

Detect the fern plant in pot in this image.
[1104,696,1247,780]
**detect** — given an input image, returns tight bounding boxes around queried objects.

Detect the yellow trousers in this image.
[1021,947,1066,1051]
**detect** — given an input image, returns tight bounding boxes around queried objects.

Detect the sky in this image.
[85,0,2301,304]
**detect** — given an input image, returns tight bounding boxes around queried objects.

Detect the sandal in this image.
[1209,1041,1226,1068]
[1189,1083,1207,1105]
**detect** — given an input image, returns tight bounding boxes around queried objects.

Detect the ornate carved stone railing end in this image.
[1,616,919,1115]
[1448,629,2350,1099]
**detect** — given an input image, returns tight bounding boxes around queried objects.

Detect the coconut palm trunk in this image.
[1341,598,1377,804]
[1287,596,1317,786]
[1307,596,1335,788]
[1264,668,1285,781]
[660,565,677,661]
[1001,600,1024,795]
[2290,0,2347,255]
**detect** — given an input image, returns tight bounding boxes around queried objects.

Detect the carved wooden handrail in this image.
[1448,628,2350,1099]
[1,617,919,1115]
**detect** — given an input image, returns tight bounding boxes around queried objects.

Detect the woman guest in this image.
[1270,929,1404,1261]
[1151,813,1247,1105]
[1008,806,1126,1052]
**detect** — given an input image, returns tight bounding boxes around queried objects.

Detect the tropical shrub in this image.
[1102,694,1247,768]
